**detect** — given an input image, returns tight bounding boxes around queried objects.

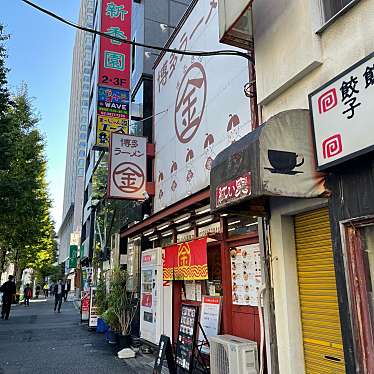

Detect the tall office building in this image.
[58,0,94,271]
[80,0,191,261]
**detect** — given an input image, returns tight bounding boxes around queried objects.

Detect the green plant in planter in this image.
[95,276,108,317]
[108,267,139,336]
[101,307,120,332]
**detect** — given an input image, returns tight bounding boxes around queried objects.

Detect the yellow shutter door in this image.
[294,208,345,374]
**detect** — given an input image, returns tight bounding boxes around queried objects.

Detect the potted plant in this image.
[102,307,120,344]
[107,267,139,349]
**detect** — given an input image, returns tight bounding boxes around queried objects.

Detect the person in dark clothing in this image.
[0,275,16,320]
[64,281,71,302]
[53,279,65,313]
[23,284,32,307]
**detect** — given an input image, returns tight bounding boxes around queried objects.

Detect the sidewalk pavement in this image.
[0,297,157,373]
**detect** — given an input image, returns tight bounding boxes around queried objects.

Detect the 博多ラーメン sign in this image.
[99,0,132,90]
[309,52,374,170]
[108,132,147,200]
[153,0,251,212]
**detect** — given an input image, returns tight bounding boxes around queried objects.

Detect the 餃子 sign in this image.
[309,52,374,170]
[153,0,251,212]
[108,132,147,200]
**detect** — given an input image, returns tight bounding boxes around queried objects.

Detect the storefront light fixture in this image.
[228,220,241,226]
[245,222,258,227]
[133,236,141,242]
[143,228,155,237]
[174,213,191,224]
[196,215,214,226]
[221,213,229,217]
[157,222,170,231]
[149,235,158,242]
[161,230,174,238]
[176,223,192,232]
[195,205,211,216]
[228,227,236,232]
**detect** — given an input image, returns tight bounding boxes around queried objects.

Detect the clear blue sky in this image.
[1,1,81,229]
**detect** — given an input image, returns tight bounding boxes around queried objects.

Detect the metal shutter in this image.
[294,208,345,373]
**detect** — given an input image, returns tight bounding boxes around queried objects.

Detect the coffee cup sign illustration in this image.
[265,149,304,175]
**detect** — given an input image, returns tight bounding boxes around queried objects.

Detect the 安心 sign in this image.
[108,133,147,199]
[310,52,374,170]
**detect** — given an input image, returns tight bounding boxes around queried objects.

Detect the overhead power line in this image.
[21,0,254,63]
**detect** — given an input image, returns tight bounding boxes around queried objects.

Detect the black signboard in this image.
[175,304,199,373]
[153,335,176,374]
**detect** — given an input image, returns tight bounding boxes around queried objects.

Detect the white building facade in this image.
[58,0,94,269]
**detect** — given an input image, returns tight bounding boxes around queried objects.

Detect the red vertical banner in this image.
[99,0,132,90]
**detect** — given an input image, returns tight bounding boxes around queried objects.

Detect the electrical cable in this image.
[21,0,254,63]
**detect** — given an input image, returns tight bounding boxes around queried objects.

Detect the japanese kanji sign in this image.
[154,0,251,212]
[309,52,374,170]
[99,0,132,90]
[215,172,251,208]
[95,115,128,148]
[108,132,147,199]
[163,238,208,281]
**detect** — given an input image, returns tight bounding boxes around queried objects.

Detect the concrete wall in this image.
[253,0,374,121]
[269,197,328,374]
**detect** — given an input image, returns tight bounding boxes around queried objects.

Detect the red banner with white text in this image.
[163,237,208,281]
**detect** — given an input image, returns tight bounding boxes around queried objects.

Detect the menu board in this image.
[89,287,98,327]
[153,335,176,374]
[199,296,221,354]
[175,304,199,373]
[230,244,262,306]
[81,291,90,322]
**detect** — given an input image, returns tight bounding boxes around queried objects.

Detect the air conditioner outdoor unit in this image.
[210,335,259,374]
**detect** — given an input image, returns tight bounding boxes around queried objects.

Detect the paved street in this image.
[0,299,152,374]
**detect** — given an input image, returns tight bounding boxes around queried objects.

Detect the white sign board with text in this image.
[108,132,147,199]
[199,296,222,354]
[310,52,374,170]
[154,0,251,212]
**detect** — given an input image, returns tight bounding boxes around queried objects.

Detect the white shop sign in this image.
[309,52,374,170]
[154,0,251,212]
[108,132,147,200]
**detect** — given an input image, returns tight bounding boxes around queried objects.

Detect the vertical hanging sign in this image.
[99,0,132,89]
[96,0,132,149]
[108,132,147,200]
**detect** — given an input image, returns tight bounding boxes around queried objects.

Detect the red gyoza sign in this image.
[215,172,251,208]
[99,0,132,89]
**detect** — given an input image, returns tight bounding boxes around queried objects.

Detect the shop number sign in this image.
[310,52,374,170]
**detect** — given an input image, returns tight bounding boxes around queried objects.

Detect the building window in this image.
[80,133,86,140]
[80,125,87,131]
[79,142,86,148]
[322,0,356,22]
[79,150,85,157]
[78,168,85,176]
[78,159,85,167]
[84,68,90,75]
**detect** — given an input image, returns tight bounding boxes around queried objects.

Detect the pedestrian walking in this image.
[64,281,71,302]
[0,275,16,320]
[43,283,49,298]
[35,285,41,299]
[24,284,32,307]
[53,279,65,313]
